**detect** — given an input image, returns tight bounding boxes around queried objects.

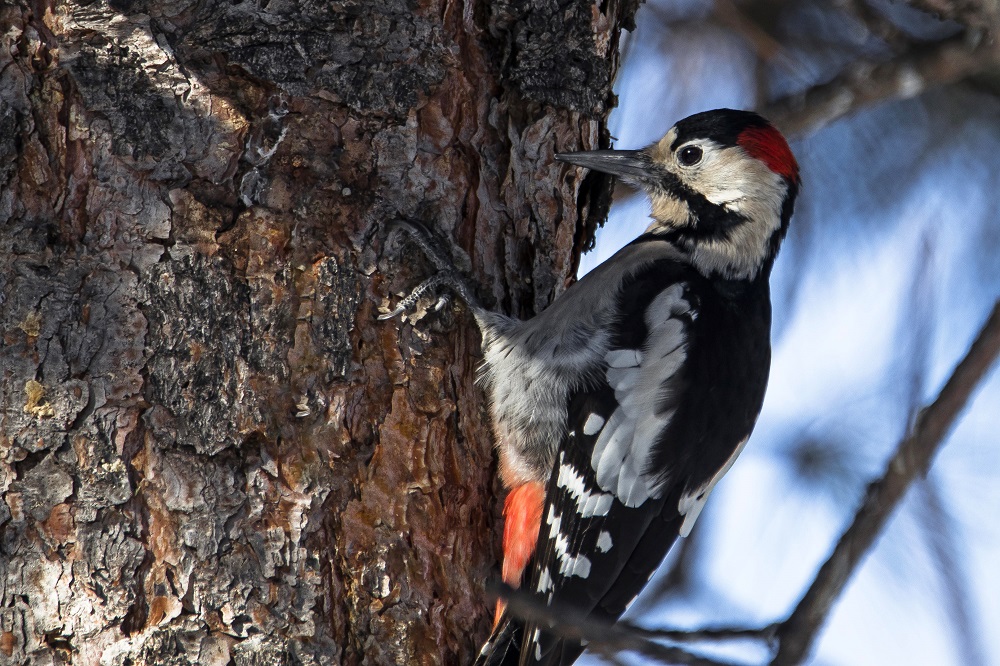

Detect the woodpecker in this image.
[380,109,799,666]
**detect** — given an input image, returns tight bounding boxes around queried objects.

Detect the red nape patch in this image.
[737,126,799,183]
[495,481,545,626]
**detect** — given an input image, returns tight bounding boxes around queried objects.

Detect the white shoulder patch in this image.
[590,285,691,507]
[605,348,642,368]
[644,283,687,329]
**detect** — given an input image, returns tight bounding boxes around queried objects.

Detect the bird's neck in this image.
[645,206,785,282]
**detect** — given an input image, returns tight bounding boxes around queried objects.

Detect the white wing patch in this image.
[590,284,691,507]
[556,458,614,518]
[536,567,554,594]
[545,505,592,578]
[677,435,750,536]
[596,531,613,553]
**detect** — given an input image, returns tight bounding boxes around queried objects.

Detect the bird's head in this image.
[557,109,799,281]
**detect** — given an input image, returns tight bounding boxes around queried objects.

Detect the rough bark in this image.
[0,0,637,664]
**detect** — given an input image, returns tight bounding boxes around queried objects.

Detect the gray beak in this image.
[554,149,659,186]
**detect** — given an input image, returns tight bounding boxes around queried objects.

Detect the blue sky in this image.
[578,2,1000,664]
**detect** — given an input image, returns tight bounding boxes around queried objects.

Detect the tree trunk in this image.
[0,1,636,663]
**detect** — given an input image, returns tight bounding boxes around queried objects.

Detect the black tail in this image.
[474,614,590,666]
[473,615,522,666]
[475,509,685,665]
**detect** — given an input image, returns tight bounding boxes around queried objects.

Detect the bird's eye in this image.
[678,145,703,166]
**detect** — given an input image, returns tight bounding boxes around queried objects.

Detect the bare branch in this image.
[494,583,756,666]
[761,32,1000,137]
[771,301,1000,665]
[833,0,911,48]
[622,620,778,645]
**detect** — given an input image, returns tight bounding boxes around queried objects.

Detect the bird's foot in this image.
[379,220,483,321]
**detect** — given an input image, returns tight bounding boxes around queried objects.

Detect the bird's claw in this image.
[379,221,483,320]
[433,294,452,312]
[377,304,408,321]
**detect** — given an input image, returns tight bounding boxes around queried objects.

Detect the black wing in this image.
[522,263,699,666]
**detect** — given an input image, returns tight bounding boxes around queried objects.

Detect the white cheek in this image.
[689,149,785,210]
[696,161,753,205]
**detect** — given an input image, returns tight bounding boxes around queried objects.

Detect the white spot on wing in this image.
[556,458,614,517]
[560,552,591,578]
[536,567,553,593]
[596,531,612,552]
[582,413,605,436]
[678,435,750,536]
[546,505,594,578]
[579,490,614,519]
[614,466,646,507]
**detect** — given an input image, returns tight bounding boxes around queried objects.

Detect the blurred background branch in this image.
[902,0,1000,29]
[773,301,1000,664]
[762,32,1000,137]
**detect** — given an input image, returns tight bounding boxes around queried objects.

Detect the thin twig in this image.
[620,619,778,645]
[493,582,755,666]
[761,32,1000,137]
[772,301,1000,665]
